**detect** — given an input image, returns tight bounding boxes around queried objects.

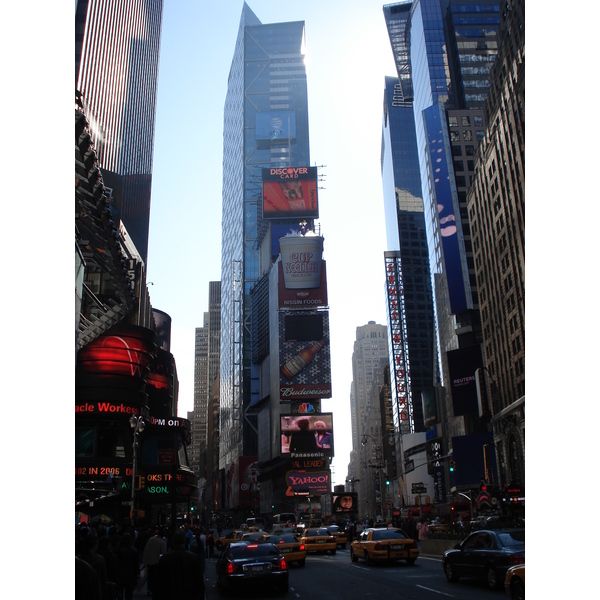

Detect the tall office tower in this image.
[220,4,311,471]
[191,317,209,481]
[466,0,524,487]
[75,0,163,265]
[383,1,500,442]
[191,282,222,510]
[349,322,389,519]
[381,76,436,436]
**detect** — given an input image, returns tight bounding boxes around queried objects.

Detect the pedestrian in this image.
[142,527,167,597]
[77,532,109,600]
[207,530,215,557]
[154,530,205,600]
[97,534,119,599]
[76,555,102,600]
[184,524,195,550]
[115,533,140,600]
[416,517,430,550]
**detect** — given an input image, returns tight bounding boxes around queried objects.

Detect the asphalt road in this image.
[203,547,507,600]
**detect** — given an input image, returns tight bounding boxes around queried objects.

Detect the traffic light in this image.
[449,460,456,472]
[135,475,145,490]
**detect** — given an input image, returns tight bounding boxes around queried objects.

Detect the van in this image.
[272,513,296,527]
[245,517,266,530]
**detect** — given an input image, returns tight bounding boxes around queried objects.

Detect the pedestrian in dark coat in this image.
[77,533,109,600]
[154,530,205,600]
[115,533,140,600]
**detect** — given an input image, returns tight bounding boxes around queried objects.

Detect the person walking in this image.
[142,527,167,597]
[115,533,140,600]
[77,533,109,600]
[154,530,205,600]
[416,517,430,551]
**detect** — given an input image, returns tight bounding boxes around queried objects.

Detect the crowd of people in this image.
[75,521,213,600]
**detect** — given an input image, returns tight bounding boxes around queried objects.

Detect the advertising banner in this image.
[262,167,318,220]
[280,413,334,458]
[279,311,332,400]
[278,260,327,308]
[451,432,497,488]
[421,387,440,427]
[285,469,331,496]
[256,112,296,140]
[446,345,483,416]
[239,456,260,507]
[332,492,357,513]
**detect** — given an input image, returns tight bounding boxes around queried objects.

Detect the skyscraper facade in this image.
[220,4,311,476]
[75,0,163,264]
[381,76,436,436]
[383,0,500,443]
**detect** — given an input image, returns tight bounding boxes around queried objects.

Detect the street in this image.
[202,547,506,600]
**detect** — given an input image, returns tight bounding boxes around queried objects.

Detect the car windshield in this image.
[497,531,525,547]
[229,544,280,559]
[372,529,408,541]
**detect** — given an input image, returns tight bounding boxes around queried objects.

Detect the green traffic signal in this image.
[449,460,456,472]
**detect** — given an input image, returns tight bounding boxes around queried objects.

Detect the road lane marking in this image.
[416,584,456,597]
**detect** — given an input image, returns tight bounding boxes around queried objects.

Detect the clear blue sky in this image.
[146,0,399,486]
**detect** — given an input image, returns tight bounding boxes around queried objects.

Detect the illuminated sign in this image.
[262,167,318,220]
[446,345,483,416]
[332,492,357,513]
[285,470,331,496]
[385,253,412,433]
[280,413,334,457]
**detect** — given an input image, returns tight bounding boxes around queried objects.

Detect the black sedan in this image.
[216,541,289,595]
[442,529,525,590]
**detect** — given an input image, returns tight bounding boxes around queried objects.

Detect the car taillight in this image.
[278,557,288,571]
[508,554,524,565]
[226,562,237,575]
[299,544,305,551]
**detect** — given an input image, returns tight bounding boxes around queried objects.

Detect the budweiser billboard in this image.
[279,311,332,400]
[262,167,318,220]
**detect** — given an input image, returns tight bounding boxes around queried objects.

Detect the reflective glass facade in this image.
[75,0,163,264]
[381,77,435,434]
[220,5,311,469]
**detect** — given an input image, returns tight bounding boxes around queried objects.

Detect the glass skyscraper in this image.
[383,1,500,441]
[381,76,435,435]
[75,0,163,264]
[220,4,311,471]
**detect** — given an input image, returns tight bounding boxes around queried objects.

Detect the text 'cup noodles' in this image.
[279,234,324,289]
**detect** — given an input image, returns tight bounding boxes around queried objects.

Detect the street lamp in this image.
[129,414,145,522]
[360,433,396,521]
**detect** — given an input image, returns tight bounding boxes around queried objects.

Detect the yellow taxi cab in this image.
[300,527,337,555]
[265,532,308,567]
[215,529,247,551]
[350,527,419,565]
[504,564,524,600]
[326,524,348,549]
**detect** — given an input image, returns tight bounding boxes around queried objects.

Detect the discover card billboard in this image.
[262,167,318,220]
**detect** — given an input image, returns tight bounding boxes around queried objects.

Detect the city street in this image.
[202,548,505,600]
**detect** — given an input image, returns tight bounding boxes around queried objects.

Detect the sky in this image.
[145,0,399,488]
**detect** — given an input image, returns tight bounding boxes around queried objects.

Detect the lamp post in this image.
[361,433,395,521]
[129,414,145,523]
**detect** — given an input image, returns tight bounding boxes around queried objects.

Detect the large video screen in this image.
[262,167,318,220]
[332,492,358,513]
[280,413,334,457]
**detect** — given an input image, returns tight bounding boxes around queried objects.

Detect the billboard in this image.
[256,112,296,140]
[332,492,357,513]
[262,167,318,220]
[451,432,497,488]
[285,469,331,496]
[278,260,328,309]
[280,413,334,458]
[446,345,483,416]
[279,311,332,400]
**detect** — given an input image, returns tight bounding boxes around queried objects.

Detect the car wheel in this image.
[278,582,289,595]
[511,579,525,600]
[350,548,358,563]
[366,552,373,566]
[406,558,416,566]
[444,561,458,582]
[297,559,306,567]
[331,549,336,555]
[486,566,499,589]
[342,543,347,550]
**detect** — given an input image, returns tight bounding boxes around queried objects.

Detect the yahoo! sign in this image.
[285,469,331,496]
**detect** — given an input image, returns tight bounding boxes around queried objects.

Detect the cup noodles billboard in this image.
[279,234,324,290]
[262,167,318,220]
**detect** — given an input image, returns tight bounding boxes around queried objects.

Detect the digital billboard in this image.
[285,470,331,496]
[262,167,318,220]
[446,345,483,416]
[279,311,332,400]
[332,492,357,513]
[280,413,334,458]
